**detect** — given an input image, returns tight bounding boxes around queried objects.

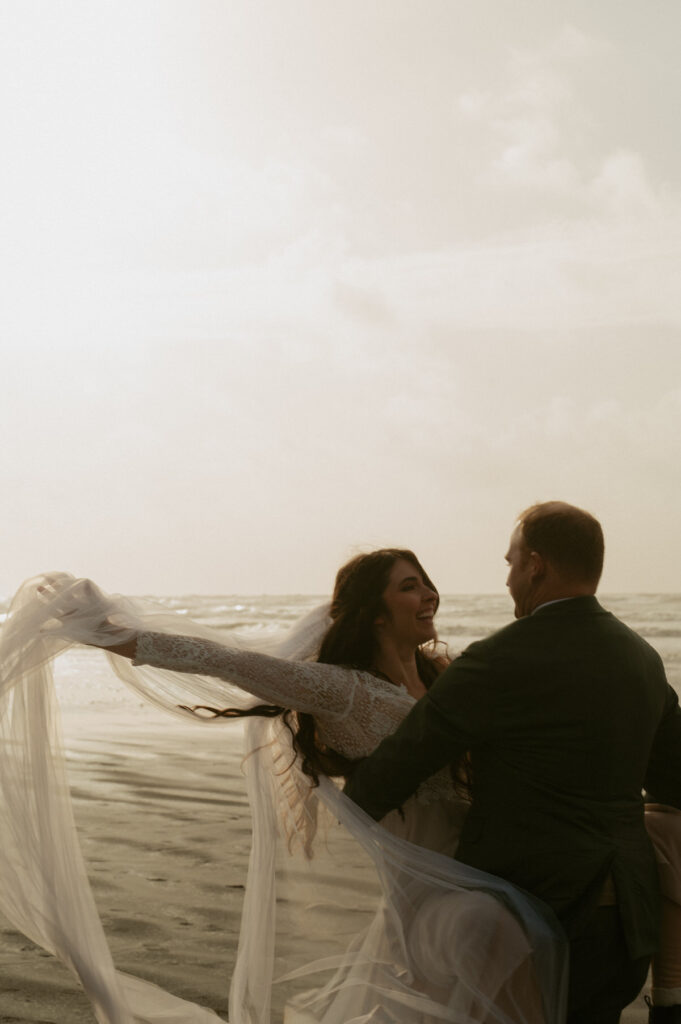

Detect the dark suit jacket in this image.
[344,596,681,958]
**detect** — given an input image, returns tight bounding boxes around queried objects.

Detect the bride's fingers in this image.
[37,583,67,609]
[36,582,84,620]
[37,584,69,605]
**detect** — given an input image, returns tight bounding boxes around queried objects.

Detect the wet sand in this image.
[0,705,652,1023]
[0,708,247,1022]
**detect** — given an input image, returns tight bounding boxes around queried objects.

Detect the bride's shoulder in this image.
[351,669,414,706]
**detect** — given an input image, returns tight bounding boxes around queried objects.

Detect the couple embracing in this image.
[1,499,680,1024]
[347,500,681,1022]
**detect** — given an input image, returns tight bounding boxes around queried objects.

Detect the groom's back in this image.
[344,502,681,1019]
[449,595,675,953]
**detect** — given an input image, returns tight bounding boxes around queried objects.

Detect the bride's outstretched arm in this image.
[130,630,359,717]
[38,575,362,719]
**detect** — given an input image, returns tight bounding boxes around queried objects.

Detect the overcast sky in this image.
[1,1,680,596]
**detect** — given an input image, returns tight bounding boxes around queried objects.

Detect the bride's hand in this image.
[37,575,110,624]
[36,575,138,657]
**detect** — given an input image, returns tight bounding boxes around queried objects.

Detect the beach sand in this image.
[0,707,247,1022]
[0,706,652,1023]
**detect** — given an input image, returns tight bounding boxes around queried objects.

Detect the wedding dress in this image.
[0,574,569,1023]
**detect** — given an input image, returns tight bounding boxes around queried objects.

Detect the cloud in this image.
[332,281,393,326]
[456,27,592,195]
[456,24,642,206]
[590,150,661,216]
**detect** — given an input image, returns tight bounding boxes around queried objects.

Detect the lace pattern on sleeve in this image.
[133,631,422,761]
[134,631,359,719]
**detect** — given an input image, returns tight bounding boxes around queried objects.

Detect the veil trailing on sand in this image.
[0,574,568,1024]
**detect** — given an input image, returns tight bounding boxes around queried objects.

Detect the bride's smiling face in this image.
[374,558,438,647]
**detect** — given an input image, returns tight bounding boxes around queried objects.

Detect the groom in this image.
[345,501,681,1023]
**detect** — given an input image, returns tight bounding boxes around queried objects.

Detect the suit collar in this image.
[530,595,603,617]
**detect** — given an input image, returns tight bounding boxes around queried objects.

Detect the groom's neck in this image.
[526,578,597,616]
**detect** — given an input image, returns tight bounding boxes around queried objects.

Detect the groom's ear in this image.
[528,550,546,580]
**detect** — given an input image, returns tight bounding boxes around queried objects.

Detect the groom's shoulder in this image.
[462,599,664,665]
[459,598,611,655]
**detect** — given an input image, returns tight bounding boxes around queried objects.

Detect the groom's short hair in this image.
[518,501,604,585]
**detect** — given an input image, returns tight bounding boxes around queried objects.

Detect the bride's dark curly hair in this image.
[187,549,447,785]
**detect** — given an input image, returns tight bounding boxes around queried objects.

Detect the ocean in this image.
[0,591,677,711]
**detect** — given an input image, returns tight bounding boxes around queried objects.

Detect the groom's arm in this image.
[645,682,681,810]
[344,647,495,820]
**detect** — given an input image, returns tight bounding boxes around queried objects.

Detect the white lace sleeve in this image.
[134,632,358,719]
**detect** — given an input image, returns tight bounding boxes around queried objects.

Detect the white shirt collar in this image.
[531,597,575,615]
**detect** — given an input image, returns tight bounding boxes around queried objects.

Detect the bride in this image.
[0,550,568,1023]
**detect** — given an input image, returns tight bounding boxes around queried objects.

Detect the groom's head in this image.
[506,501,604,618]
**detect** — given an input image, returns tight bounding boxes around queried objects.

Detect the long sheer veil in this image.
[0,574,568,1023]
